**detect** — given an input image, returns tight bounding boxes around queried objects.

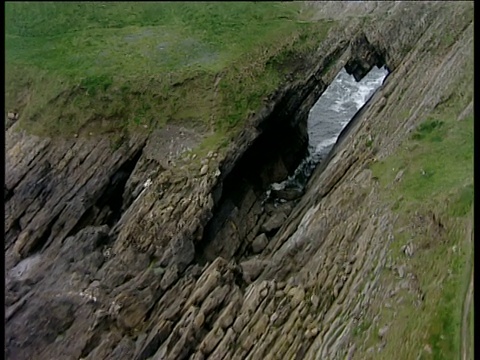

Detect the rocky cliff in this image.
[5,2,474,359]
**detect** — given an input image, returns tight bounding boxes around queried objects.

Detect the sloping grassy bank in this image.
[363,49,474,359]
[5,2,332,144]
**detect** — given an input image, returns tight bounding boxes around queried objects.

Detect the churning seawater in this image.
[270,66,389,194]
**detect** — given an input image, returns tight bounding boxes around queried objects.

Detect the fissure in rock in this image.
[66,146,145,238]
[269,65,389,194]
[195,91,314,264]
[195,62,388,266]
[100,147,145,227]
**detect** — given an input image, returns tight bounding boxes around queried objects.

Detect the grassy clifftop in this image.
[5,2,332,140]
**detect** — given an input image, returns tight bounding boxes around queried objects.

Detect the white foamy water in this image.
[315,137,338,153]
[268,66,389,195]
[308,66,389,156]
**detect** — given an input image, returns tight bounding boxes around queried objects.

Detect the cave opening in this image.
[267,65,389,198]
[195,64,389,264]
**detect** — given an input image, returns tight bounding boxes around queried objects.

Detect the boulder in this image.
[251,233,269,253]
[261,211,287,233]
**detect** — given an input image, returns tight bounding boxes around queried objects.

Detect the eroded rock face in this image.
[345,33,386,81]
[4,2,473,359]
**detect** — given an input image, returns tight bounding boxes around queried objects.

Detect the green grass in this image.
[353,318,372,338]
[5,2,332,142]
[410,119,445,141]
[365,51,474,359]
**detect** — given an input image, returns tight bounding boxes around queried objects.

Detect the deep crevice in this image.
[194,86,314,264]
[194,39,388,266]
[65,146,145,238]
[98,147,144,227]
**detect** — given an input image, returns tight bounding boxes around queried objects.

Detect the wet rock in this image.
[264,201,294,216]
[271,187,304,201]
